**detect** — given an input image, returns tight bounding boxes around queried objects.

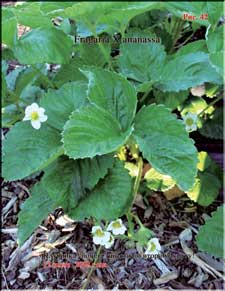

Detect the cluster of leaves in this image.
[2,2,224,254]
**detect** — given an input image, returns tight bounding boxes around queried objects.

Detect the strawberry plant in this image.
[2,2,223,259]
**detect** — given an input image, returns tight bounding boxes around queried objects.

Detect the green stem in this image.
[126,157,143,236]
[132,157,143,206]
[126,212,134,237]
[81,220,109,289]
[81,245,103,290]
[98,41,113,70]
[169,19,184,53]
[175,31,194,49]
[198,94,223,117]
[88,22,113,71]
[7,89,21,110]
[31,65,57,89]
[139,84,153,104]
[131,213,143,226]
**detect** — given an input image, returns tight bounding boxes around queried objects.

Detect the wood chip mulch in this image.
[1,174,224,290]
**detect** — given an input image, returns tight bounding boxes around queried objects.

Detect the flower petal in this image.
[104,235,114,249]
[31,120,41,130]
[106,223,113,232]
[92,226,102,234]
[93,236,102,245]
[30,103,39,111]
[23,115,31,121]
[38,107,45,115]
[101,231,110,243]
[40,114,48,122]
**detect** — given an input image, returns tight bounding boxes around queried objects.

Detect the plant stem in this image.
[198,94,223,117]
[81,245,102,290]
[7,89,21,111]
[31,65,57,89]
[126,157,143,238]
[132,157,143,206]
[175,31,194,49]
[131,213,143,226]
[88,23,113,71]
[169,19,184,53]
[139,84,153,104]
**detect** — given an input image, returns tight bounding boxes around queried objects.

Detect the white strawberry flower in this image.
[92,226,110,246]
[23,103,48,130]
[104,234,115,249]
[183,112,198,132]
[107,219,127,235]
[145,238,161,255]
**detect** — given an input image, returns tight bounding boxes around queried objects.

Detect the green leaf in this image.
[3,122,63,181]
[145,168,175,192]
[2,47,16,61]
[19,85,43,106]
[209,52,223,78]
[119,31,221,92]
[197,151,211,172]
[206,26,223,54]
[81,67,137,131]
[2,8,17,48]
[40,81,88,131]
[196,205,224,258]
[205,84,220,98]
[69,160,133,220]
[14,65,40,96]
[41,154,114,208]
[174,40,208,57]
[13,27,73,65]
[187,172,221,206]
[40,2,74,17]
[79,41,111,67]
[132,225,153,246]
[134,104,198,191]
[63,104,133,159]
[18,154,114,245]
[155,53,222,92]
[2,62,7,101]
[197,151,223,182]
[206,2,224,26]
[2,104,19,127]
[5,66,24,92]
[119,30,166,85]
[18,182,58,245]
[65,2,164,36]
[165,2,209,26]
[12,2,53,28]
[200,108,223,140]
[154,89,188,110]
[2,75,7,102]
[53,58,87,87]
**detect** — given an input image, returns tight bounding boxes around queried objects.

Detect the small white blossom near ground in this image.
[23,103,47,129]
[104,234,115,249]
[183,112,198,132]
[145,238,161,255]
[107,219,127,235]
[92,226,111,246]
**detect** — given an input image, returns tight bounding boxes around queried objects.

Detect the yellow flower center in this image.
[95,229,104,237]
[112,221,121,229]
[31,111,39,121]
[185,118,194,126]
[149,242,156,252]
